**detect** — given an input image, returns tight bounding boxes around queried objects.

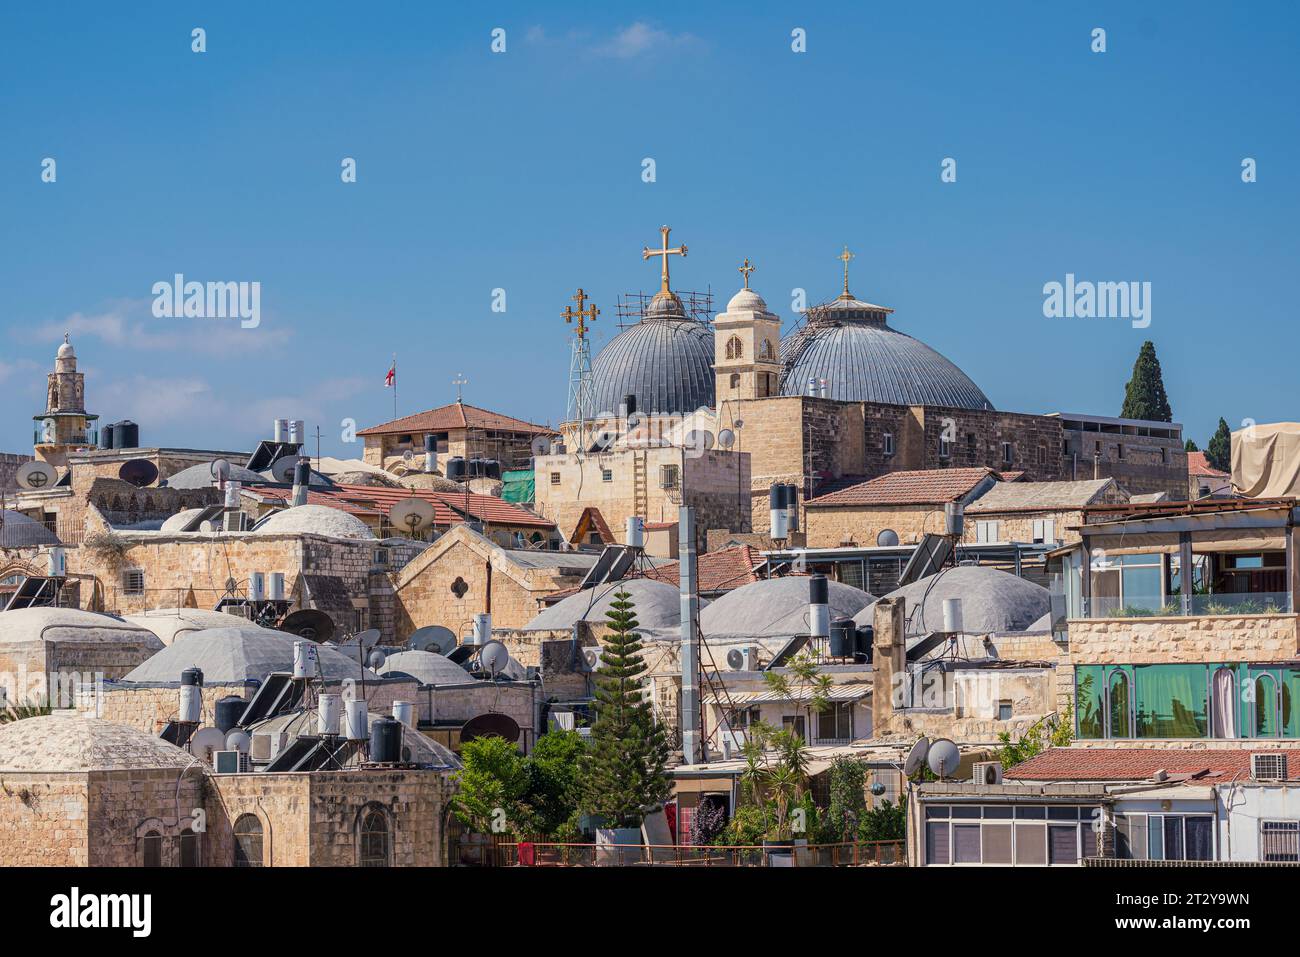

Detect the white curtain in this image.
[1212,668,1237,738]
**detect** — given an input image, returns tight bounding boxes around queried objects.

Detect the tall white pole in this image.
[679,505,703,765]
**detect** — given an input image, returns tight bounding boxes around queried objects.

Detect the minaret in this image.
[714,259,782,405]
[33,334,99,468]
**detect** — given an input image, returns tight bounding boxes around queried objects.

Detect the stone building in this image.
[31,336,100,470]
[357,400,556,472]
[1049,411,1188,497]
[960,477,1127,547]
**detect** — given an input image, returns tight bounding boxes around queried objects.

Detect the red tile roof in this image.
[639,545,763,594]
[807,468,999,507]
[356,401,556,438]
[244,482,554,529]
[1005,747,1300,782]
[1188,451,1229,478]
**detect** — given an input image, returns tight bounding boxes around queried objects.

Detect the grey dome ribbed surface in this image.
[164,462,263,489]
[701,576,875,639]
[854,565,1049,636]
[0,509,60,548]
[378,650,470,686]
[781,302,992,410]
[523,578,683,632]
[122,626,378,684]
[589,318,715,416]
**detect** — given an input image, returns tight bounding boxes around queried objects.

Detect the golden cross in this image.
[738,258,755,289]
[839,246,855,297]
[561,287,600,340]
[642,225,687,294]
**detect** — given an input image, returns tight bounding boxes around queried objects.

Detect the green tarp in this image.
[501,469,534,504]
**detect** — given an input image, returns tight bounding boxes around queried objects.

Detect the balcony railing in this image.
[1088,591,1290,618]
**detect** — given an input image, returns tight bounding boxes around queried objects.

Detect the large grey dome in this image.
[0,509,60,548]
[589,310,715,417]
[701,576,875,640]
[164,462,263,489]
[781,297,992,410]
[854,565,1049,636]
[523,578,684,632]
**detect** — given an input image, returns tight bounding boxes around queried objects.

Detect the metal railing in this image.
[454,839,905,867]
[1089,591,1290,618]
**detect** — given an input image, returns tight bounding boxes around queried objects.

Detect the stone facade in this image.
[1055,413,1188,497]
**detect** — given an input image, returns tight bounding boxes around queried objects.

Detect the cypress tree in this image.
[1206,418,1232,472]
[1120,340,1173,422]
[1184,439,1199,452]
[580,590,670,828]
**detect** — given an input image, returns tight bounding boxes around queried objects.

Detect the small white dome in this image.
[726,287,768,313]
[57,339,75,359]
[255,504,374,540]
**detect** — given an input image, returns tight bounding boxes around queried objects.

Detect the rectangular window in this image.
[122,568,145,596]
[975,520,1000,544]
[1001,441,1013,464]
[938,437,951,459]
[926,822,950,865]
[1014,824,1046,865]
[1261,821,1300,862]
[1047,825,1078,865]
[982,824,1013,864]
[660,465,679,489]
[816,702,853,742]
[1117,443,1125,460]
[952,825,981,863]
[882,432,895,456]
[601,469,613,482]
[1031,519,1056,543]
[781,715,805,740]
[550,472,561,485]
[997,700,1013,721]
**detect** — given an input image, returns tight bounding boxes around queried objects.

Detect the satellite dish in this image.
[350,628,381,652]
[118,459,160,488]
[717,429,736,449]
[582,648,601,671]
[16,460,57,490]
[726,648,744,670]
[280,609,335,643]
[189,727,226,761]
[390,497,435,536]
[368,649,386,670]
[270,455,301,484]
[479,640,510,677]
[225,730,251,754]
[198,520,216,532]
[409,625,457,654]
[402,449,415,463]
[877,528,900,547]
[927,738,961,780]
[461,712,521,744]
[733,419,744,429]
[209,458,231,481]
[684,429,714,452]
[903,737,930,777]
[530,435,552,457]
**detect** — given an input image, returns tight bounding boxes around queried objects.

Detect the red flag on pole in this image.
[384,362,395,388]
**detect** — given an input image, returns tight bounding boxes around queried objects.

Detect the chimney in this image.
[291,459,311,506]
[872,598,907,736]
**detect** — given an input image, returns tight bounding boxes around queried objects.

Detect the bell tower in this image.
[714,260,782,405]
[33,334,99,468]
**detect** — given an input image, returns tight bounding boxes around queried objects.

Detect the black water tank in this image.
[114,420,140,449]
[180,666,204,688]
[467,458,486,478]
[623,394,637,416]
[829,618,854,658]
[293,459,312,485]
[100,423,115,449]
[483,459,501,480]
[809,574,829,606]
[769,485,782,510]
[423,434,436,453]
[855,625,874,662]
[785,483,800,531]
[370,717,403,763]
[214,696,246,733]
[446,457,467,481]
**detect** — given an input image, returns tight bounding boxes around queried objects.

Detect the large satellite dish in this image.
[16,460,57,490]
[280,609,335,643]
[717,429,736,449]
[927,738,961,780]
[368,649,386,670]
[530,435,552,457]
[270,455,302,484]
[390,497,435,536]
[210,458,231,482]
[349,628,381,653]
[877,529,900,547]
[225,729,251,754]
[409,625,456,654]
[118,459,160,488]
[479,640,510,677]
[903,737,930,777]
[189,726,227,761]
[461,712,521,744]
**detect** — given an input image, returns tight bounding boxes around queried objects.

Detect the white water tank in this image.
[317,693,341,736]
[273,418,289,442]
[178,685,201,724]
[47,546,66,578]
[943,598,964,634]
[248,571,265,602]
[471,613,491,646]
[293,640,318,679]
[344,699,369,740]
[268,572,285,601]
[392,700,414,728]
[626,516,645,549]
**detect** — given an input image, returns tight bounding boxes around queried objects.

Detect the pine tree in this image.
[1184,439,1199,452]
[1120,340,1173,422]
[579,590,671,828]
[1206,418,1232,472]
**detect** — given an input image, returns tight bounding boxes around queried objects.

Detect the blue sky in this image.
[2,1,1296,458]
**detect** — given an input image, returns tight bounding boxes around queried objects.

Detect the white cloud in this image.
[20,298,293,353]
[594,22,701,59]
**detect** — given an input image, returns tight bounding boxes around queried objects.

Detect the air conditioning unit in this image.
[1251,753,1287,781]
[725,646,761,671]
[213,750,250,773]
[250,732,287,762]
[972,761,1003,785]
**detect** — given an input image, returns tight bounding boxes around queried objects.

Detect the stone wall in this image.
[804,503,948,549]
[0,452,33,493]
[0,771,91,865]
[86,767,206,866]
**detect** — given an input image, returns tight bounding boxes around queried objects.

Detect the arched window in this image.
[725,336,743,360]
[1256,674,1279,737]
[729,373,741,389]
[359,808,390,867]
[760,339,775,361]
[178,826,199,867]
[234,814,263,867]
[141,830,163,867]
[1108,670,1131,738]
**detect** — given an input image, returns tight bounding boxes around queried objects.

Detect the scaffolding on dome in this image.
[614,289,715,328]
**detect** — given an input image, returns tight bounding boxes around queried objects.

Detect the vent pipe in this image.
[679,506,703,764]
[809,574,830,640]
[291,459,311,507]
